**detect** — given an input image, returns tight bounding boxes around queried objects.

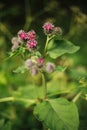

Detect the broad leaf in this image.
[34,98,79,130]
[47,38,80,59]
[13,65,27,73]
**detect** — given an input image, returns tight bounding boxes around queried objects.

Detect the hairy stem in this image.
[42,73,47,99]
[44,35,55,57]
[72,92,82,103]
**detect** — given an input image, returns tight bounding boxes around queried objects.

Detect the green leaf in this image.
[56,66,67,72]
[5,46,26,60]
[34,98,79,130]
[36,51,42,57]
[5,51,17,60]
[13,85,44,107]
[47,38,80,59]
[13,66,27,73]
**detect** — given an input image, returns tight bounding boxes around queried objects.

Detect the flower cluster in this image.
[25,57,55,75]
[11,30,37,51]
[11,22,62,75]
[43,22,62,35]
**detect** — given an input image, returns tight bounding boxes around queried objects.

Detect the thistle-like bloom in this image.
[18,30,27,40]
[37,58,44,67]
[43,22,54,35]
[37,58,44,64]
[25,59,34,69]
[27,40,37,49]
[45,62,55,73]
[27,30,36,40]
[30,66,38,75]
[11,37,19,45]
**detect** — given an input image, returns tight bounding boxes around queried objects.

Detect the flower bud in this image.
[30,66,38,75]
[25,59,34,69]
[53,27,62,35]
[45,62,55,73]
[37,58,44,67]
[11,37,19,45]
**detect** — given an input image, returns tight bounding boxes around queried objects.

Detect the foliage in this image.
[34,98,79,130]
[0,0,87,130]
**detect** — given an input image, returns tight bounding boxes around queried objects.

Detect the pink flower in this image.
[27,40,37,49]
[37,58,44,68]
[37,58,44,64]
[18,30,27,40]
[27,30,36,40]
[43,22,54,34]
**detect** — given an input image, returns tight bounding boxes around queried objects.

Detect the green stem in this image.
[42,73,47,99]
[72,92,82,103]
[44,36,49,55]
[44,35,55,57]
[0,97,14,102]
[0,97,36,104]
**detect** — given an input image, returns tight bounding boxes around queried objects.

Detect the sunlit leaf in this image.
[47,38,80,59]
[34,98,79,130]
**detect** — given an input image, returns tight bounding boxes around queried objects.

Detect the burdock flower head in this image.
[37,58,44,67]
[43,22,54,35]
[25,59,34,69]
[53,27,62,35]
[18,30,27,40]
[27,40,37,49]
[45,62,55,73]
[25,58,38,75]
[27,30,36,40]
[11,37,20,51]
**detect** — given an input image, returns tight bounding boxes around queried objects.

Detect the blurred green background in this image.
[0,0,87,130]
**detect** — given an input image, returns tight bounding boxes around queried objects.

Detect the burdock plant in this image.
[8,21,80,130]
